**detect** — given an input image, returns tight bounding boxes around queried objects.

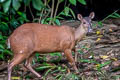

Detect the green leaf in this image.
[80,59,99,64]
[60,0,64,3]
[56,16,64,19]
[17,11,28,22]
[0,22,9,35]
[0,35,3,40]
[0,53,4,60]
[3,49,13,55]
[23,0,31,6]
[0,44,5,49]
[41,19,45,24]
[98,21,103,27]
[0,40,6,44]
[78,0,86,5]
[98,61,111,68]
[3,0,11,13]
[36,65,53,71]
[114,13,120,18]
[0,0,5,3]
[69,0,76,6]
[69,8,76,19]
[54,19,60,26]
[12,0,21,11]
[64,7,70,16]
[50,52,61,57]
[32,0,44,11]
[10,18,19,28]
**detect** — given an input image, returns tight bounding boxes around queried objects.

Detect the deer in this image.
[7,12,95,80]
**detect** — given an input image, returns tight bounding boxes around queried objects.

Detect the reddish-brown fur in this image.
[7,12,95,80]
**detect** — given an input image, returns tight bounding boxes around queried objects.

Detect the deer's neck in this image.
[75,25,87,42]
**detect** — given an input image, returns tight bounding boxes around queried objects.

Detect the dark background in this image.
[26,0,120,21]
[70,0,120,20]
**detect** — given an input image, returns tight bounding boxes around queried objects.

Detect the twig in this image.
[53,0,60,24]
[49,0,54,24]
[43,10,51,22]
[29,5,34,21]
[101,10,119,22]
[39,9,44,23]
[39,0,47,23]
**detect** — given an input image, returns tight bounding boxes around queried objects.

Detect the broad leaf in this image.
[0,35,3,40]
[69,8,76,19]
[3,49,13,55]
[0,53,4,60]
[0,44,5,49]
[60,0,64,3]
[23,0,31,6]
[12,0,21,11]
[69,0,76,6]
[78,0,86,5]
[3,0,11,13]
[0,0,5,3]
[32,0,44,11]
[64,7,69,16]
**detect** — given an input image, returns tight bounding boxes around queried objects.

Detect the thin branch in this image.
[29,5,34,21]
[43,10,51,22]
[53,0,60,24]
[49,0,54,24]
[39,9,44,23]
[39,0,47,23]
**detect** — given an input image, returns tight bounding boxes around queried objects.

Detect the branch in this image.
[29,5,34,21]
[49,0,54,24]
[53,0,60,24]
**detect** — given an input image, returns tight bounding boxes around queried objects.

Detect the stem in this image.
[49,0,54,24]
[53,0,60,24]
[39,0,47,23]
[43,10,51,22]
[101,10,119,22]
[39,9,44,23]
[29,5,34,21]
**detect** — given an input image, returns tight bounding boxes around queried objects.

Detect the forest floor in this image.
[0,18,120,80]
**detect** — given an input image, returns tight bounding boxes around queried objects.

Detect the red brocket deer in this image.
[7,12,95,80]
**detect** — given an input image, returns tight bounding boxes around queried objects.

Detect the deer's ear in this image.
[89,12,95,19]
[77,14,83,21]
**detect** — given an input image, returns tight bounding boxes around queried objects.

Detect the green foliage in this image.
[36,63,56,71]
[0,0,87,35]
[33,0,86,25]
[0,34,12,60]
[50,52,62,62]
[96,10,120,27]
[65,73,79,80]
[0,10,28,35]
[69,0,76,6]
[12,0,21,11]
[32,0,44,11]
[78,0,86,5]
[2,0,11,13]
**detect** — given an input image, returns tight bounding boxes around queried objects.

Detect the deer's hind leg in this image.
[8,53,28,80]
[25,53,42,78]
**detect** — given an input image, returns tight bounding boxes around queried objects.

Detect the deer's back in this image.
[9,23,75,53]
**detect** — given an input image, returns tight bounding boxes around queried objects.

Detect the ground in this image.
[0,18,120,80]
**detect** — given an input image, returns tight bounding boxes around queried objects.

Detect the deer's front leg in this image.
[64,49,79,73]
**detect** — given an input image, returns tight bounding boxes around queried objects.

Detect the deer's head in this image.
[77,12,95,33]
